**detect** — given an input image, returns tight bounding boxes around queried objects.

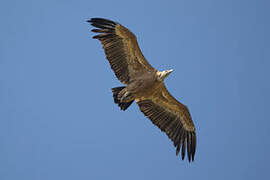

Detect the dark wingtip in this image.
[181,134,186,161]
[87,18,117,27]
[176,146,180,156]
[90,17,117,24]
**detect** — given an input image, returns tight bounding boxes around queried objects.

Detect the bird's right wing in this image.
[88,18,156,84]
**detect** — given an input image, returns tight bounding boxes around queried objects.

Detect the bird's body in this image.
[125,71,159,99]
[87,18,197,162]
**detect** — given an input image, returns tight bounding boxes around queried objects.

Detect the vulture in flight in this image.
[87,18,196,162]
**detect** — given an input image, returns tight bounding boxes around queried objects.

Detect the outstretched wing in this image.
[88,18,155,84]
[136,84,196,162]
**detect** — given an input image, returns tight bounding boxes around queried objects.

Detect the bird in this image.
[87,18,196,162]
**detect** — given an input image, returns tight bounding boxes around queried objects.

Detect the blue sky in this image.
[1,0,270,179]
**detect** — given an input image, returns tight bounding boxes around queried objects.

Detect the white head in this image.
[156,69,173,81]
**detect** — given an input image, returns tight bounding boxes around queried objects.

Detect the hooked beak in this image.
[167,69,174,74]
[161,69,174,80]
[165,69,173,77]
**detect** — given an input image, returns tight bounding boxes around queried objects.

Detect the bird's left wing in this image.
[136,84,196,162]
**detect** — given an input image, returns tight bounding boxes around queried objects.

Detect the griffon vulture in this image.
[87,18,196,162]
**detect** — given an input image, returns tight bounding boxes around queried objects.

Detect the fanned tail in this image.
[112,87,134,111]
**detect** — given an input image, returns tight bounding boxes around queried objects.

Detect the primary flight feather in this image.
[87,18,196,162]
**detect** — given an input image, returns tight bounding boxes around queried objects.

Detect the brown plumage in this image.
[87,18,197,162]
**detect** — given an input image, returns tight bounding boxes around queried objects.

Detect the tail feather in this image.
[112,86,134,111]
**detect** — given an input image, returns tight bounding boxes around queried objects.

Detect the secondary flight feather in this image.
[87,18,196,162]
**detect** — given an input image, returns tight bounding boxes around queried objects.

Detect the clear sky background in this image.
[1,0,270,179]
